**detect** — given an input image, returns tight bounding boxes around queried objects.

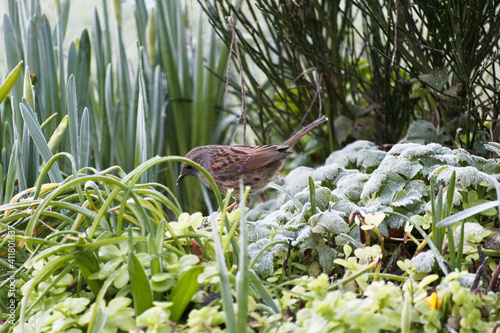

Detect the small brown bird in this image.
[177,115,328,198]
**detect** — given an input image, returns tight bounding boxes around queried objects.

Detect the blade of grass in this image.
[79,108,90,168]
[236,181,250,332]
[437,200,499,228]
[212,212,236,332]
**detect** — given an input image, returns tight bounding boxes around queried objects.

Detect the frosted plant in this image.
[333,172,369,202]
[399,120,439,144]
[431,165,499,189]
[411,251,435,273]
[458,273,483,288]
[247,140,500,277]
[309,211,350,235]
[325,140,385,172]
[484,142,500,157]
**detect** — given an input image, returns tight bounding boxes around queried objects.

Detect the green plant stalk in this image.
[447,225,456,268]
[24,260,77,317]
[309,176,316,216]
[328,260,377,291]
[456,222,465,270]
[212,208,236,332]
[373,226,385,259]
[444,171,456,267]
[221,191,235,264]
[150,219,165,301]
[266,183,303,210]
[18,253,75,325]
[249,240,290,268]
[236,182,251,333]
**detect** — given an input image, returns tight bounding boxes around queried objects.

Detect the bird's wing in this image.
[215,145,291,179]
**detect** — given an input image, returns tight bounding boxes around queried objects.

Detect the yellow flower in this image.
[425,291,440,309]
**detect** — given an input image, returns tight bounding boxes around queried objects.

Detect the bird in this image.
[176,115,328,199]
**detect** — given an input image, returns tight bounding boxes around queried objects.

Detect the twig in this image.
[487,261,500,293]
[227,16,247,145]
[391,0,399,68]
[471,258,488,292]
[288,68,324,133]
[282,239,292,271]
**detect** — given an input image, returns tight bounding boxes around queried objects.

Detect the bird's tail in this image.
[283,115,328,147]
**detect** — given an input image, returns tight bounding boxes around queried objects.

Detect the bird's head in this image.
[176,147,209,185]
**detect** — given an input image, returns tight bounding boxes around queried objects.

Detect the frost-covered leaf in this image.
[391,181,427,207]
[484,142,500,157]
[391,157,423,180]
[281,166,314,194]
[309,211,350,235]
[248,221,273,242]
[326,140,385,172]
[390,143,452,159]
[248,239,275,277]
[296,225,312,245]
[361,170,406,205]
[298,232,336,274]
[315,186,332,211]
[458,273,482,288]
[430,165,498,189]
[333,172,369,202]
[399,120,440,144]
[317,242,336,274]
[454,222,491,244]
[410,251,435,273]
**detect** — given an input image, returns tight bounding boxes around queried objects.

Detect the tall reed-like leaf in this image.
[19,101,63,183]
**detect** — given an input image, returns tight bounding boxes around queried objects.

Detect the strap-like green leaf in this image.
[167,266,203,322]
[0,60,23,104]
[128,251,153,316]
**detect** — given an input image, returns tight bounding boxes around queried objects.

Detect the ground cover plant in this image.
[1,0,500,332]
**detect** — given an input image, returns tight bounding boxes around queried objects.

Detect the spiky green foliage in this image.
[0,0,231,212]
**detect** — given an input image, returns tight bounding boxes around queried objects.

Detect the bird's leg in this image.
[227,197,252,211]
[227,201,239,211]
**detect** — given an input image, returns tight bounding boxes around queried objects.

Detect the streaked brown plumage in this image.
[176,116,328,198]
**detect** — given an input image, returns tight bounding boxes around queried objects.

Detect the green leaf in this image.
[0,60,23,103]
[79,107,90,168]
[19,101,63,183]
[75,252,103,296]
[167,265,203,322]
[436,200,499,228]
[67,75,79,165]
[4,140,18,203]
[75,29,91,111]
[47,115,68,153]
[128,251,153,316]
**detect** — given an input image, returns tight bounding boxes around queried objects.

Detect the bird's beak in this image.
[176,173,185,185]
